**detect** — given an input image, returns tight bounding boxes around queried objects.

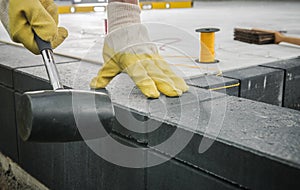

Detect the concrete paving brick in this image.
[18,129,145,190]
[147,150,241,190]
[15,92,65,189]
[0,64,13,88]
[14,71,52,93]
[14,61,93,93]
[14,61,98,92]
[0,85,18,162]
[260,57,300,110]
[0,44,79,88]
[14,61,226,144]
[107,75,225,113]
[150,96,300,190]
[101,73,225,144]
[94,134,146,190]
[187,75,239,96]
[223,66,284,106]
[148,94,228,147]
[18,141,65,189]
[15,61,224,104]
[61,135,146,190]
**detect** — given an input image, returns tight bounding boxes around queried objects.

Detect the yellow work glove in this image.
[0,0,68,54]
[90,2,188,98]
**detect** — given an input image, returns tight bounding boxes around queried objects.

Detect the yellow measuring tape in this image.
[209,83,240,91]
[195,28,220,63]
[171,63,240,90]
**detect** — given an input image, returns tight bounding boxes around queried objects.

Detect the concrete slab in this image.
[223,66,284,106]
[260,57,300,110]
[0,85,18,162]
[0,23,11,43]
[150,96,300,190]
[0,44,79,88]
[14,60,225,100]
[14,61,225,143]
[54,11,106,60]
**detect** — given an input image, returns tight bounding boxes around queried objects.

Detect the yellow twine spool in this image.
[196,28,220,63]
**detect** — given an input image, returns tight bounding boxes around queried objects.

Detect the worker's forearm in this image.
[108,0,138,5]
[106,0,141,32]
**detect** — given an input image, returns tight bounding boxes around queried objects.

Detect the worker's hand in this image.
[0,0,68,54]
[90,24,189,98]
[90,2,188,98]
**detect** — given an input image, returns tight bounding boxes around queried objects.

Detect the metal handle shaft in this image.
[40,49,64,90]
[34,34,64,90]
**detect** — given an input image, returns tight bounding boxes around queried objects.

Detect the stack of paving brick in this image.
[0,42,300,189]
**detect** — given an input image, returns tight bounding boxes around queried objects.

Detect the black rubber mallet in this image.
[16,34,114,142]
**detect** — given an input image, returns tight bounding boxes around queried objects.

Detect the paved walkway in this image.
[1,1,299,78]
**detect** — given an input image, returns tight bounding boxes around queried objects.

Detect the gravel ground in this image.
[0,165,26,190]
[0,152,48,190]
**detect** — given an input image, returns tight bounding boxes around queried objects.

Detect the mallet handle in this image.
[34,34,64,90]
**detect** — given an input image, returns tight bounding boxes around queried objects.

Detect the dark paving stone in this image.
[18,131,145,190]
[0,64,13,89]
[260,57,300,110]
[147,150,241,190]
[60,135,145,190]
[187,75,239,96]
[223,66,284,106]
[0,85,18,162]
[0,44,79,88]
[15,92,65,189]
[14,70,52,93]
[18,141,65,189]
[150,96,300,190]
[93,134,146,190]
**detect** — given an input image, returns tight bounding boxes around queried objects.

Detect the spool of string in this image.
[195,28,220,63]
